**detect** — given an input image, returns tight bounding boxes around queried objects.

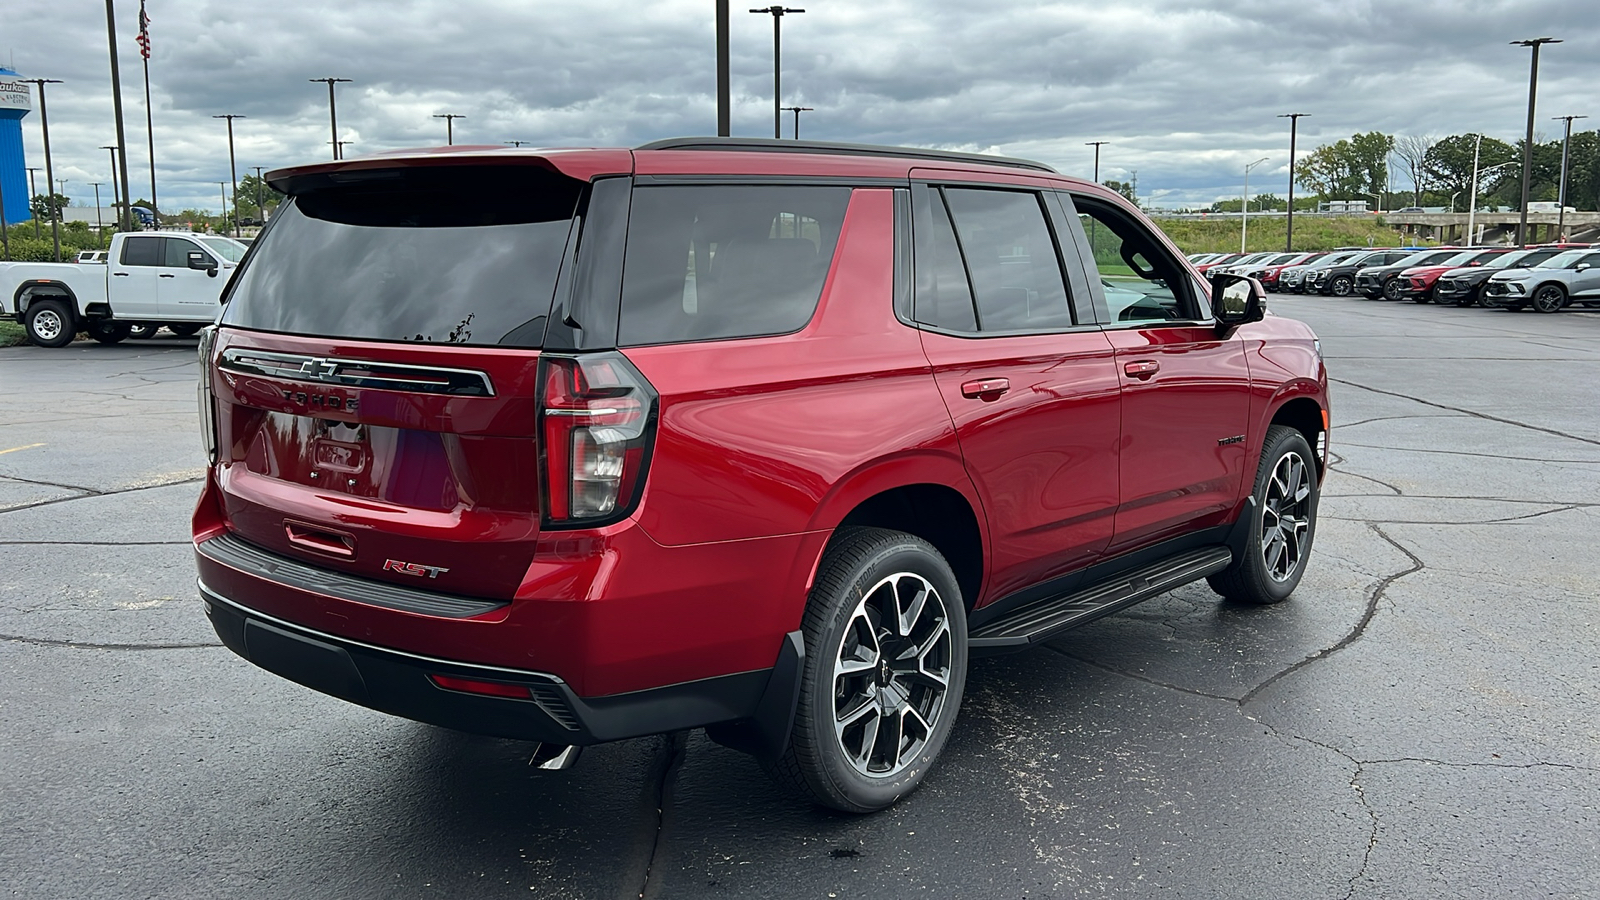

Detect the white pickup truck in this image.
[1,231,247,347]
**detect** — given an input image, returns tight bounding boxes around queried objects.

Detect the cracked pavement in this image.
[3,301,1599,898]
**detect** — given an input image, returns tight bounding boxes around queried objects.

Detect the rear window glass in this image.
[120,236,162,267]
[221,167,581,347]
[617,185,851,346]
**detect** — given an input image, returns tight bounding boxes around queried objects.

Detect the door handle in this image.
[284,520,356,558]
[159,273,176,278]
[960,377,1010,400]
[1123,360,1160,380]
[113,272,130,276]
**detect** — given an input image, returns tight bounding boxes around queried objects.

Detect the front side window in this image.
[941,188,1073,332]
[1075,198,1200,324]
[163,238,214,268]
[618,185,850,346]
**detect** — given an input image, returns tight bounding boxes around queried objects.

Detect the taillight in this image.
[196,326,218,464]
[537,352,658,526]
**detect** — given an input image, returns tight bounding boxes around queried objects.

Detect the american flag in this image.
[136,1,152,60]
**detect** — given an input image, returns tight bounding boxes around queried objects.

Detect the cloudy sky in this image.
[6,0,1598,213]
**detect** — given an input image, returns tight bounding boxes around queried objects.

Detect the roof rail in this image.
[635,137,1058,174]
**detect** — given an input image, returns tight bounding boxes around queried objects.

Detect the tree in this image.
[234,173,286,224]
[1424,134,1516,208]
[1104,176,1136,204]
[30,192,70,221]
[1294,132,1392,200]
[1394,133,1437,206]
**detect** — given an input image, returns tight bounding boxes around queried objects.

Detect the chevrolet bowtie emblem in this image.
[298,358,340,380]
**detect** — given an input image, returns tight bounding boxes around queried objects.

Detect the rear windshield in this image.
[221,166,581,347]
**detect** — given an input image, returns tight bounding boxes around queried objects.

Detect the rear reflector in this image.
[429,674,533,699]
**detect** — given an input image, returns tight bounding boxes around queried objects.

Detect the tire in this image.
[1329,275,1354,297]
[1381,278,1403,301]
[86,320,132,345]
[1411,291,1430,304]
[128,324,160,339]
[1208,425,1319,605]
[23,299,76,348]
[1531,284,1567,314]
[168,323,202,338]
[765,527,968,813]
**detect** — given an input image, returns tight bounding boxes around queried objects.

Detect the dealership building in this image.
[0,67,31,226]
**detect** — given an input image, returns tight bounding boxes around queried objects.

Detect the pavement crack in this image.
[1337,414,1469,428]
[1332,442,1600,465]
[1043,644,1238,702]
[635,730,688,900]
[1240,524,1423,707]
[0,477,203,516]
[0,633,221,651]
[1327,466,1403,496]
[1331,376,1600,448]
[0,473,105,495]
[1360,757,1600,773]
[1323,504,1583,526]
[1342,764,1380,900]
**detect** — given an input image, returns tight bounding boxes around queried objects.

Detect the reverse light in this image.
[537,352,658,526]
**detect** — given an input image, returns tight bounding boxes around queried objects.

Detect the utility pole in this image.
[252,165,265,224]
[750,6,804,140]
[100,147,121,231]
[24,78,64,261]
[0,167,9,261]
[433,113,465,145]
[782,106,813,139]
[26,168,41,238]
[1085,140,1108,183]
[310,77,352,159]
[214,115,245,237]
[1511,37,1560,247]
[91,182,105,248]
[1278,113,1308,251]
[1552,114,1587,240]
[104,0,135,233]
[1243,157,1270,253]
[716,0,731,136]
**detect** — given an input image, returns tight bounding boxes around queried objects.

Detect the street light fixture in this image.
[1552,114,1588,240]
[1510,37,1560,247]
[750,6,804,140]
[310,77,352,159]
[433,113,465,145]
[1242,157,1270,254]
[1278,113,1309,251]
[781,106,813,139]
[1085,141,1108,183]
[23,78,64,261]
[1467,132,1517,247]
[214,114,245,237]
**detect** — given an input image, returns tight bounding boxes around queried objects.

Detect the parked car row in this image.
[1186,244,1600,313]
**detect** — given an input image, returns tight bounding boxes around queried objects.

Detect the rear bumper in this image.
[201,580,785,746]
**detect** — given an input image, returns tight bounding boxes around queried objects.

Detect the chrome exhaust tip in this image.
[529,743,582,771]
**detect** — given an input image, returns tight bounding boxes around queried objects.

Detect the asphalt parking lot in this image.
[3,299,1598,899]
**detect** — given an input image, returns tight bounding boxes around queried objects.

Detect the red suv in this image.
[193,139,1329,813]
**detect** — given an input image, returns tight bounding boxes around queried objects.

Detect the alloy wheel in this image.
[832,571,953,779]
[1260,451,1312,583]
[1532,286,1566,313]
[1382,279,1403,301]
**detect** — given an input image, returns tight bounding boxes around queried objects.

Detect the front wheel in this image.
[1329,275,1354,297]
[1382,278,1403,301]
[1208,425,1319,605]
[23,299,76,348]
[1531,285,1567,313]
[766,527,967,813]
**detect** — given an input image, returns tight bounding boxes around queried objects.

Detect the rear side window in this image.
[617,185,850,346]
[120,236,162,267]
[222,166,582,347]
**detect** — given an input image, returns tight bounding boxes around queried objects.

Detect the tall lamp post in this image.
[90,182,106,247]
[26,168,41,238]
[781,106,813,139]
[716,0,731,136]
[749,6,804,140]
[1510,37,1560,247]
[1242,157,1270,253]
[433,113,465,145]
[23,78,64,261]
[103,1,135,232]
[1552,114,1588,240]
[214,114,245,237]
[217,182,228,232]
[100,147,121,231]
[252,165,266,224]
[309,77,352,159]
[1086,140,1108,183]
[1278,113,1309,252]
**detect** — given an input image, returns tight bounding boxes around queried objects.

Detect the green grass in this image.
[1151,215,1428,255]
[0,320,25,348]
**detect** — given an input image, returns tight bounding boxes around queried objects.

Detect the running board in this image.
[968,547,1233,652]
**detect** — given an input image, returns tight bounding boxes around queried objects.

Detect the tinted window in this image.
[942,188,1072,331]
[120,236,162,267]
[222,167,581,347]
[1582,253,1600,267]
[913,188,976,332]
[1076,198,1198,323]
[163,238,214,268]
[617,185,849,346]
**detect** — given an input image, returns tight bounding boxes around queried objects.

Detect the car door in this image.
[1063,191,1252,554]
[909,180,1122,600]
[1572,252,1600,299]
[158,236,222,319]
[109,235,163,318]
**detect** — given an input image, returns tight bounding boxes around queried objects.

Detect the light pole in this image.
[23,78,64,261]
[750,6,804,140]
[1085,141,1108,184]
[1242,157,1270,253]
[90,182,105,247]
[716,0,731,136]
[329,139,354,157]
[310,77,352,159]
[1552,114,1588,240]
[1278,113,1309,251]
[1469,150,1517,247]
[100,147,121,231]
[104,1,135,232]
[1511,37,1560,247]
[504,140,530,147]
[782,106,813,139]
[217,182,228,233]
[214,114,245,237]
[26,168,41,238]
[252,165,265,224]
[433,113,465,145]
[139,0,157,222]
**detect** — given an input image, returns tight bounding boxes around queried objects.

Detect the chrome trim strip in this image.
[218,348,496,397]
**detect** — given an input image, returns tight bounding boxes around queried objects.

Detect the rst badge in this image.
[383,559,450,579]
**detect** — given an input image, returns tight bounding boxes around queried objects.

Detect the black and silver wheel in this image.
[767,527,967,813]
[168,323,202,338]
[128,324,160,339]
[1329,275,1354,297]
[23,299,75,348]
[1209,425,1319,605]
[1531,284,1567,314]
[86,320,132,345]
[1382,278,1403,301]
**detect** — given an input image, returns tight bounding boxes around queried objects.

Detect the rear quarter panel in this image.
[3,262,108,313]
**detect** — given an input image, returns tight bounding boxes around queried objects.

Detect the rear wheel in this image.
[87,320,132,345]
[168,323,202,338]
[1208,425,1319,605]
[1531,284,1567,313]
[23,299,75,348]
[766,527,967,813]
[128,324,160,339]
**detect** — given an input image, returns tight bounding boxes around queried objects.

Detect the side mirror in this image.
[1210,272,1265,333]
[188,251,218,276]
[1578,263,1592,272]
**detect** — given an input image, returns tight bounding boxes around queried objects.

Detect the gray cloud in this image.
[6,0,1596,212]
